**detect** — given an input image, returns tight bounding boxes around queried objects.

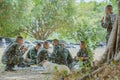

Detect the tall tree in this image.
[24,0,75,40]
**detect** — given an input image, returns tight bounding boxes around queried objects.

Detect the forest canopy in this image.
[0,0,116,43]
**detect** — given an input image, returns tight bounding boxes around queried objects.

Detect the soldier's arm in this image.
[49,47,57,59]
[25,48,31,59]
[63,55,67,65]
[64,49,68,60]
[61,50,68,65]
[49,53,55,61]
[83,57,89,60]
[101,15,111,28]
[77,50,81,57]
[67,49,73,60]
[83,50,89,60]
[101,19,110,29]
[37,50,46,63]
[37,51,41,64]
[21,47,28,55]
[67,50,73,64]
[31,50,38,60]
[101,22,107,28]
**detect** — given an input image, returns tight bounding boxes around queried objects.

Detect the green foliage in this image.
[0,0,33,37]
[57,1,108,42]
[110,0,117,13]
[24,0,75,40]
[0,0,117,42]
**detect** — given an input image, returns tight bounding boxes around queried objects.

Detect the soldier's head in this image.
[43,41,49,49]
[36,43,41,50]
[16,36,23,45]
[105,5,113,14]
[80,41,86,49]
[52,39,59,46]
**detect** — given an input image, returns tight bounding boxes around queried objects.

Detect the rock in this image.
[42,61,71,75]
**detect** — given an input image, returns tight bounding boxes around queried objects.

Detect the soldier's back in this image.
[53,45,67,65]
[37,48,49,64]
[1,42,19,64]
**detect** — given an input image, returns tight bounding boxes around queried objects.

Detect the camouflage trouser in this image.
[2,55,24,65]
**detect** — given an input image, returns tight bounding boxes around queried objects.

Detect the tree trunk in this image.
[98,0,120,65]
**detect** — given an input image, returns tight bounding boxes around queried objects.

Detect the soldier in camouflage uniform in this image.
[61,43,73,68]
[25,43,41,65]
[101,5,116,44]
[37,41,50,65]
[75,41,90,66]
[50,39,67,65]
[1,36,27,71]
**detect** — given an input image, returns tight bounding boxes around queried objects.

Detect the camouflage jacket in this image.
[77,49,89,61]
[63,48,73,65]
[1,42,24,64]
[26,47,38,64]
[77,49,88,57]
[37,48,50,64]
[102,13,116,34]
[50,45,67,65]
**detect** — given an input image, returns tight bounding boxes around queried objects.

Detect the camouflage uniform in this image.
[102,13,116,43]
[77,49,88,58]
[63,48,73,68]
[37,48,50,64]
[76,49,90,66]
[26,47,38,64]
[50,45,67,65]
[2,42,24,69]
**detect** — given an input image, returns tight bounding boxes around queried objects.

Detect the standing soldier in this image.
[101,5,116,44]
[1,36,27,71]
[50,39,67,65]
[37,41,50,65]
[25,43,41,65]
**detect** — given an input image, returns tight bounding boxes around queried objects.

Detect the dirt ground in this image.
[0,47,105,80]
[0,71,54,80]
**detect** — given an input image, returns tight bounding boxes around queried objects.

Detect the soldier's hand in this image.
[84,57,89,60]
[20,45,25,50]
[75,56,79,60]
[101,17,104,23]
[24,47,28,51]
[21,47,28,54]
[41,60,48,65]
[76,57,83,60]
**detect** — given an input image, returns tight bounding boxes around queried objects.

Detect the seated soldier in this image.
[75,41,89,65]
[2,36,27,71]
[50,39,67,65]
[61,43,73,68]
[37,41,50,65]
[25,43,41,65]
